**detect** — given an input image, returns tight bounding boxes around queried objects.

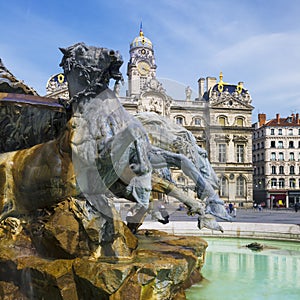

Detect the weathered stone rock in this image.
[0,281,26,300]
[26,198,138,259]
[0,226,207,300]
[73,259,133,297]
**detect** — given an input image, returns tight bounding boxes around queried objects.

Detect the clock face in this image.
[137,61,150,75]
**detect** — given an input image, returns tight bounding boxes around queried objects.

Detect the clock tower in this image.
[127,25,156,97]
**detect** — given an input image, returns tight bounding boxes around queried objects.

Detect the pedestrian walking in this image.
[158,205,170,224]
[233,205,237,218]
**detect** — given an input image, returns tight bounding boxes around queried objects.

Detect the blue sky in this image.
[1,0,300,121]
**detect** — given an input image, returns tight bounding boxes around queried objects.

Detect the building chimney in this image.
[296,113,299,124]
[258,113,266,127]
[206,77,217,92]
[276,113,280,124]
[198,77,205,99]
[292,113,295,122]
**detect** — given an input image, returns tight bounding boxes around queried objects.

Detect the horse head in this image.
[59,42,123,103]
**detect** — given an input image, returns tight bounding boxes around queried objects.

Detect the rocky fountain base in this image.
[0,198,207,300]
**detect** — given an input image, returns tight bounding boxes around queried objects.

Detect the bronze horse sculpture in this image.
[0,43,153,225]
[0,43,231,234]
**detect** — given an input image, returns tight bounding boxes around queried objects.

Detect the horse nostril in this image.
[130,164,137,170]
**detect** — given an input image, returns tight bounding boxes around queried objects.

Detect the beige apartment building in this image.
[46,28,254,207]
[253,113,300,208]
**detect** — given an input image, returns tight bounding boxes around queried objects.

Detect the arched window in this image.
[220,177,228,197]
[236,176,245,197]
[194,117,201,126]
[236,117,244,126]
[175,116,184,125]
[271,166,276,174]
[289,141,294,148]
[279,178,285,188]
[279,166,284,174]
[218,116,226,126]
[290,166,295,174]
[271,129,275,135]
[271,178,277,188]
[289,178,296,188]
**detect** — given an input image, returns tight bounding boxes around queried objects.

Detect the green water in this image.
[186,238,300,300]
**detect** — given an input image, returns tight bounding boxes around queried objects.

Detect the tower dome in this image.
[130,24,153,50]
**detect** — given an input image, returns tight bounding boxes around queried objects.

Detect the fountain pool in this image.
[186,237,300,300]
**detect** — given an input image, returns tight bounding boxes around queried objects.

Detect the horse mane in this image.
[59,42,123,104]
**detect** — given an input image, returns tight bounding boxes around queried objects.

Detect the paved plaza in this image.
[120,201,300,226]
[156,203,300,225]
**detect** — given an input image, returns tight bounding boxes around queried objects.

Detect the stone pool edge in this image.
[140,221,300,242]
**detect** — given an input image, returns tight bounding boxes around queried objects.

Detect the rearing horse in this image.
[0,43,153,222]
[0,43,230,233]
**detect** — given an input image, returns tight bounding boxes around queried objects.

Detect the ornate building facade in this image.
[46,28,254,207]
[253,113,300,208]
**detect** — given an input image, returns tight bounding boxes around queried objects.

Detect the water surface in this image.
[186,237,300,300]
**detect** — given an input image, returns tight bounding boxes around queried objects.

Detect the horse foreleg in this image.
[151,175,224,232]
[151,174,205,215]
[149,146,218,201]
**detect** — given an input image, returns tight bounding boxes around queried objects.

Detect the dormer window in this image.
[175,116,184,125]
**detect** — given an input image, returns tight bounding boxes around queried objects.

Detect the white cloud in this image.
[1,0,300,118]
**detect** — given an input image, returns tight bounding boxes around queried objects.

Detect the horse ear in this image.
[59,47,67,55]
